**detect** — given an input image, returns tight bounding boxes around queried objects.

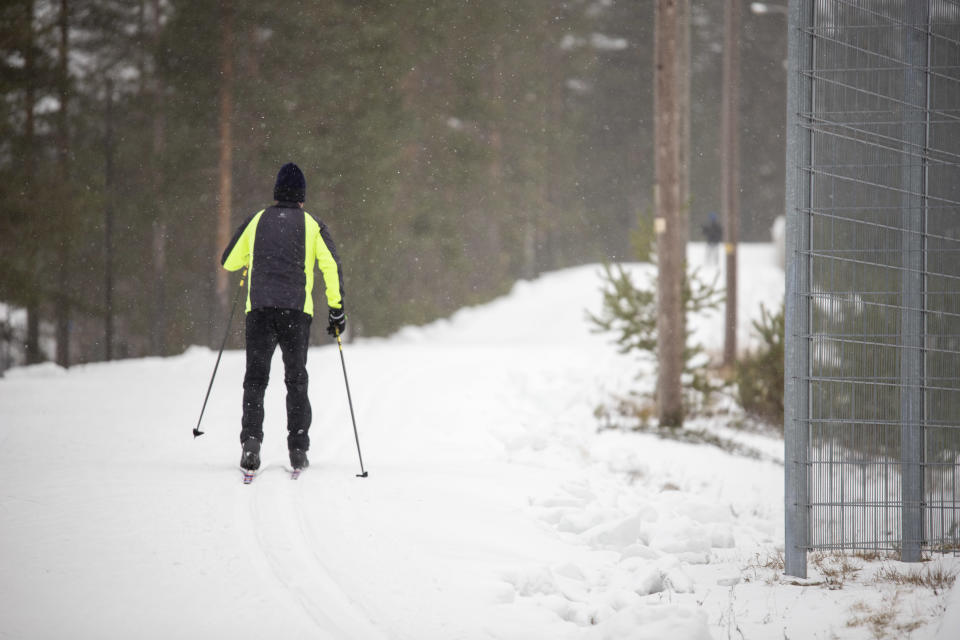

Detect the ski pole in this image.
[193,266,247,438]
[336,328,369,477]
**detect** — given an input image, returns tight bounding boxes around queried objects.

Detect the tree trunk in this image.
[104,81,115,361]
[23,0,41,364]
[55,0,71,368]
[150,0,167,356]
[215,0,235,332]
[654,0,685,428]
[721,0,741,367]
[488,38,505,282]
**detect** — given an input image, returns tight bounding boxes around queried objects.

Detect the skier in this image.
[221,162,346,475]
[701,211,723,266]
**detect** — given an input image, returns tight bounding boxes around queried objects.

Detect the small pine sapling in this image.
[588,262,724,421]
[734,302,785,429]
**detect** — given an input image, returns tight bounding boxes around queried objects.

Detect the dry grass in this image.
[874,564,957,594]
[759,550,955,638]
[755,550,785,571]
[806,550,957,593]
[741,550,785,585]
[811,552,863,589]
[852,549,898,562]
[846,592,927,640]
[927,540,960,553]
[846,603,895,640]
[845,561,956,638]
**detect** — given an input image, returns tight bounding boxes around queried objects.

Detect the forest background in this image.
[0,0,786,366]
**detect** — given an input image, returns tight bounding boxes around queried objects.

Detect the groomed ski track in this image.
[233,467,386,639]
[0,260,630,639]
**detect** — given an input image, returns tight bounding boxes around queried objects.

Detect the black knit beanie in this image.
[274,163,306,203]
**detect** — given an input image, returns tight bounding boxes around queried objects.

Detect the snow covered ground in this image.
[1,243,957,639]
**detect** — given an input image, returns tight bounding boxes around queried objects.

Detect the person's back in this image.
[246,204,311,311]
[223,202,343,317]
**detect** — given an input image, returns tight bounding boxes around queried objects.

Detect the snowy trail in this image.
[234,471,389,639]
[2,244,958,639]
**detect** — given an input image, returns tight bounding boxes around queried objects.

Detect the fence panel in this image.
[785,0,960,578]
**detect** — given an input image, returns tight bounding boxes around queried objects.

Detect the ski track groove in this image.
[233,476,319,636]
[290,477,392,640]
[235,468,387,640]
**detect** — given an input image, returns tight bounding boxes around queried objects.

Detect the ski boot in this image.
[289,448,309,472]
[240,437,261,471]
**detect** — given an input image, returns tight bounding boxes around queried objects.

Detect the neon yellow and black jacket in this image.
[221,202,343,316]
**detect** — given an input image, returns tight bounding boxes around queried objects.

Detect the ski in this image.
[241,468,258,484]
[289,468,303,480]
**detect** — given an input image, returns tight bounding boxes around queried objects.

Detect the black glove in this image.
[327,307,346,337]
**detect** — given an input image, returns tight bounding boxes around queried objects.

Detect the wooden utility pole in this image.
[677,0,691,368]
[655,0,685,427]
[721,0,741,367]
[215,0,235,328]
[677,0,690,240]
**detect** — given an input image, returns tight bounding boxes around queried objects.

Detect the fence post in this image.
[900,0,930,564]
[784,0,813,579]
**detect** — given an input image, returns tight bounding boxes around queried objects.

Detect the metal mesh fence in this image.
[785,0,960,578]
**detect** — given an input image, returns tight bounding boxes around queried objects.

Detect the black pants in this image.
[241,308,312,451]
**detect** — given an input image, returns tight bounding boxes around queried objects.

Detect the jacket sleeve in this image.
[316,223,344,310]
[221,212,259,271]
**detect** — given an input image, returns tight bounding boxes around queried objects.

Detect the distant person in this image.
[221,162,346,475]
[702,212,723,265]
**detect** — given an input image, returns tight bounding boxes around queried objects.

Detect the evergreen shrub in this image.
[734,303,785,429]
